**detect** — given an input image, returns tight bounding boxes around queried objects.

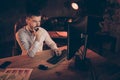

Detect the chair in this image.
[12,16,26,56]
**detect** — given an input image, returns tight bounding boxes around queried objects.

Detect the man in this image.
[16,12,61,57]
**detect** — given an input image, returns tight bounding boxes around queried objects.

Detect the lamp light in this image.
[71,2,79,10]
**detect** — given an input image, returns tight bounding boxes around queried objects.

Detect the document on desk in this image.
[0,68,33,80]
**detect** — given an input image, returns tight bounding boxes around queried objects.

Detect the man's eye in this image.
[32,20,40,23]
[32,20,37,22]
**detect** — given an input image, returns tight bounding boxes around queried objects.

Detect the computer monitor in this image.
[66,16,88,60]
[67,16,88,70]
[67,25,84,60]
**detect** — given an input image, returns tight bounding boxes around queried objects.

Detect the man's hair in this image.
[26,10,42,17]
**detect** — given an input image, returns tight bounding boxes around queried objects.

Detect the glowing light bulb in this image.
[71,2,79,10]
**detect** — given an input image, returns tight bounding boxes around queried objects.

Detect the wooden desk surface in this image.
[0,46,107,80]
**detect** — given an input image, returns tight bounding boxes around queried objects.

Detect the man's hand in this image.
[34,30,42,42]
[53,49,62,56]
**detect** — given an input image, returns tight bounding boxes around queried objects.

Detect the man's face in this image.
[26,16,41,30]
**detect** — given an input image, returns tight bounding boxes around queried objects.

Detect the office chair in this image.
[12,16,26,56]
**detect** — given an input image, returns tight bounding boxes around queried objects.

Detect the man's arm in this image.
[44,30,62,56]
[44,31,58,50]
[16,31,40,57]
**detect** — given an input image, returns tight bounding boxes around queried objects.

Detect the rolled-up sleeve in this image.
[27,41,40,57]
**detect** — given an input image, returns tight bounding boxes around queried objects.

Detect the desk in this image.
[0,46,108,80]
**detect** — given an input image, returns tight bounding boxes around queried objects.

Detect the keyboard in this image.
[47,49,67,64]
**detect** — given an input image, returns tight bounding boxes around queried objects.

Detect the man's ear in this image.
[26,17,30,24]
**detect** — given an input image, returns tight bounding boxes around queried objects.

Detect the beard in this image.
[28,23,40,31]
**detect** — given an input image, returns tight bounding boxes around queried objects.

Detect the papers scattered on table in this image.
[0,68,33,80]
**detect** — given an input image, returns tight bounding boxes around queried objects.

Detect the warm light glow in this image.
[56,31,67,37]
[68,19,72,23]
[71,2,79,10]
[48,31,67,38]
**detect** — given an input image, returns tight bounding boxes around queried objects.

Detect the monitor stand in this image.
[68,34,97,80]
[68,34,89,71]
[68,53,97,80]
[68,54,89,71]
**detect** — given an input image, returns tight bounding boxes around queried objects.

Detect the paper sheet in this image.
[0,68,33,80]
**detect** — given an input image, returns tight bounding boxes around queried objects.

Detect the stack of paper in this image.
[0,68,33,80]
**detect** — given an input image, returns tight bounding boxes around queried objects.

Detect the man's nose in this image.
[37,22,40,26]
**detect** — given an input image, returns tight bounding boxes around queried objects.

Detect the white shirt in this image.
[16,26,58,57]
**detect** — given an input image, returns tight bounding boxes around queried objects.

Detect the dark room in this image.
[0,0,120,80]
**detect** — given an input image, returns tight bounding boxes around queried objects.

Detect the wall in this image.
[100,1,120,53]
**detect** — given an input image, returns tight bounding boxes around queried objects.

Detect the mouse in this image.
[38,64,48,70]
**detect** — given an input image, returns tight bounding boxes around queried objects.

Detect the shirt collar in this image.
[25,26,34,33]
